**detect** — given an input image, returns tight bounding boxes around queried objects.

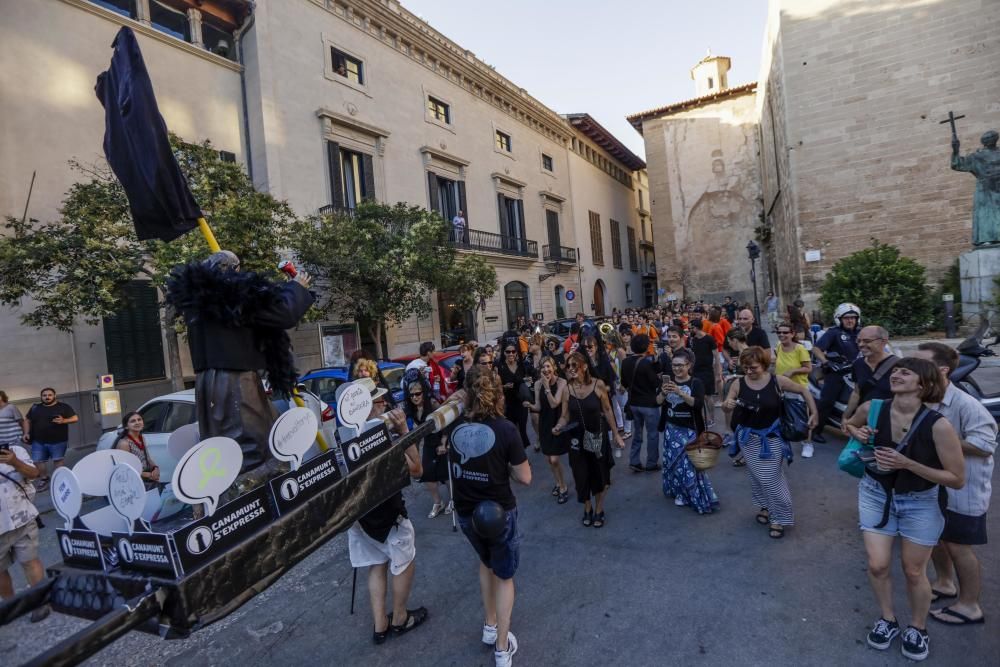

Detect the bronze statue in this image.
[947,114,1000,245]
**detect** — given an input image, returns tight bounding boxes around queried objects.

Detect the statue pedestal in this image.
[960,246,1000,320]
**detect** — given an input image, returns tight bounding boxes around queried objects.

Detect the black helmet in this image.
[471,500,507,540]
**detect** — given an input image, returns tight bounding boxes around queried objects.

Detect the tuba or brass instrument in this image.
[599,321,624,349]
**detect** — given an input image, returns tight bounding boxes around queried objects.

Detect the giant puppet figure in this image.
[166,250,313,473]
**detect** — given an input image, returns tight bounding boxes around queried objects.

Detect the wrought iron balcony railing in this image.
[452,228,538,259]
[542,245,577,263]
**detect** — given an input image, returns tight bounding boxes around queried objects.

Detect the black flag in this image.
[96,27,202,242]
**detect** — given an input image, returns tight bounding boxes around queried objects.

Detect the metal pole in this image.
[750,257,762,324]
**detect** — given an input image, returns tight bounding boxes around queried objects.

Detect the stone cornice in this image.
[317,108,392,138]
[60,0,242,72]
[539,190,567,203]
[318,0,572,146]
[419,145,469,167]
[491,172,527,189]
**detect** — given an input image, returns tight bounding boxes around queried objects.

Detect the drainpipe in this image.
[235,6,256,183]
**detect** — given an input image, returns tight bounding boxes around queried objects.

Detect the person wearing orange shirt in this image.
[631,314,659,356]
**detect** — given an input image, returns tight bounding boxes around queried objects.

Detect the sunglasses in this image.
[777,331,792,335]
[505,350,517,355]
[409,391,423,398]
[670,363,688,368]
[567,363,581,369]
[478,360,492,365]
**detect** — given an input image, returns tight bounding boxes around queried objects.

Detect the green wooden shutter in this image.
[102,282,165,383]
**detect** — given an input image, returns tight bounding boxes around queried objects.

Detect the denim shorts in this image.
[457,506,521,580]
[32,441,67,462]
[858,476,944,547]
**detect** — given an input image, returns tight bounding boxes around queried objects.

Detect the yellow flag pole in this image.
[197,217,221,253]
[196,215,329,452]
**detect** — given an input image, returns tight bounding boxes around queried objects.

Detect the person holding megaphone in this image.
[448,366,531,667]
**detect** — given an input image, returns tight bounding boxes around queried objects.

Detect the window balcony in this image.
[639,237,654,249]
[452,229,538,259]
[542,245,577,264]
[642,263,657,278]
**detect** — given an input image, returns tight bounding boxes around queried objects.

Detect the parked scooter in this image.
[807,361,855,430]
[952,319,1000,421]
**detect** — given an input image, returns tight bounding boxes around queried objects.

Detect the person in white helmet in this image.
[811,303,861,443]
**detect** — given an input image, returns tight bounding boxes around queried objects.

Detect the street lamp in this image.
[746,240,762,325]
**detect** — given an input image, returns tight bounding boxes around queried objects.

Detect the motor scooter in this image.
[807,361,855,430]
[951,319,1000,421]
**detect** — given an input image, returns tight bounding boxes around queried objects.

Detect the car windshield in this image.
[438,356,460,370]
[307,376,346,404]
[382,367,404,392]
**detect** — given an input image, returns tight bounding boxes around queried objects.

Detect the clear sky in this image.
[400,0,770,159]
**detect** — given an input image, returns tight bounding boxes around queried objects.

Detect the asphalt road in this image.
[3,403,998,667]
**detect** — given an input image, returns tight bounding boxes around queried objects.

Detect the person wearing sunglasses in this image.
[404,375,451,518]
[523,357,570,503]
[543,337,566,376]
[657,348,718,514]
[775,321,814,457]
[843,326,899,427]
[552,351,626,528]
[497,344,531,451]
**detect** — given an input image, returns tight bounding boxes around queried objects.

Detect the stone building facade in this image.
[0,0,654,444]
[628,56,764,304]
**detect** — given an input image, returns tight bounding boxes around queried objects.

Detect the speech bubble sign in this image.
[337,381,372,431]
[170,437,242,517]
[450,422,496,464]
[108,463,146,535]
[167,422,202,460]
[51,467,83,531]
[268,407,317,471]
[73,449,142,497]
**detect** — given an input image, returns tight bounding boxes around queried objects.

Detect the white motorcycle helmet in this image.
[833,302,861,327]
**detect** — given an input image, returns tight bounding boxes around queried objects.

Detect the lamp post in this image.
[746,240,762,325]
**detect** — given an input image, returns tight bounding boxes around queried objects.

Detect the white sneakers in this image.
[801,443,814,458]
[494,631,518,667]
[482,623,497,646]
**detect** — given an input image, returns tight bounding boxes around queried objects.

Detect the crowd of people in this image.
[343,298,994,664]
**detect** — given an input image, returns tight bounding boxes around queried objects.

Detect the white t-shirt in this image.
[0,445,38,533]
[452,215,466,228]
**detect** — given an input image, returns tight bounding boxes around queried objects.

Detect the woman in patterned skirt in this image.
[657,349,719,514]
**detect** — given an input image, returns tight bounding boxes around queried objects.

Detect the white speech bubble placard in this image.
[51,467,83,531]
[170,437,242,517]
[167,422,202,460]
[73,449,142,497]
[450,423,497,464]
[268,407,317,471]
[108,463,147,535]
[337,381,372,430]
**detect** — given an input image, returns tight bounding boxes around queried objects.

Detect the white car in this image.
[96,388,335,522]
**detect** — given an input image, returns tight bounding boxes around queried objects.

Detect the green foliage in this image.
[288,202,497,350]
[0,136,292,331]
[818,240,932,336]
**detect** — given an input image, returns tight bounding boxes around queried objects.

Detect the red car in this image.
[392,351,462,396]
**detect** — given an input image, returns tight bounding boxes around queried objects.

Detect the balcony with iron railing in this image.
[639,236,654,249]
[452,228,538,259]
[641,262,657,278]
[542,245,577,263]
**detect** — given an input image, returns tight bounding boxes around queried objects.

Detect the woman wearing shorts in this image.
[449,366,531,667]
[845,357,964,662]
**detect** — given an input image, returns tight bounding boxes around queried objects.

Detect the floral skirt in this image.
[662,423,720,514]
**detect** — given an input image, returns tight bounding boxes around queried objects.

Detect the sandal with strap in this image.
[768,525,785,539]
[582,510,593,527]
[391,607,429,636]
[593,511,606,528]
[756,509,770,525]
[557,489,570,504]
[551,485,560,497]
[373,614,392,645]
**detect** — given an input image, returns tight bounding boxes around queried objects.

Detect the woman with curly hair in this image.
[523,357,570,503]
[449,366,531,664]
[403,374,451,518]
[553,351,626,528]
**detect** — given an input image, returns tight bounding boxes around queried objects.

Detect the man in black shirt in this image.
[811,306,860,443]
[737,309,772,351]
[723,296,738,323]
[621,334,662,472]
[23,388,77,490]
[346,383,428,644]
[843,325,898,427]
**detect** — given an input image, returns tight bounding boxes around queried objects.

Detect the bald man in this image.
[737,309,771,351]
[842,325,898,425]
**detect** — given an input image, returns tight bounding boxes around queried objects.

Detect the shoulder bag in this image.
[571,385,603,458]
[837,398,883,477]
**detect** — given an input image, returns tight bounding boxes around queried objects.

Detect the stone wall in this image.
[762,0,1000,307]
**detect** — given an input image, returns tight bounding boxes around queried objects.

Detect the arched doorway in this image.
[554,285,565,319]
[504,281,529,330]
[593,280,606,316]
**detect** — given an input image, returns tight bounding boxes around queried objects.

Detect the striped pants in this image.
[740,431,794,526]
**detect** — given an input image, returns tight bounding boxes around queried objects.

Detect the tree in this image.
[288,202,497,355]
[0,136,294,389]
[818,239,932,336]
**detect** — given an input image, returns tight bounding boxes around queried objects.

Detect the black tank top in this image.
[733,375,781,429]
[568,385,602,433]
[868,400,944,493]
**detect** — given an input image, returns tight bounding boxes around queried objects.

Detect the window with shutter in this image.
[610,219,623,269]
[627,227,638,271]
[102,281,166,384]
[589,211,603,266]
[327,141,344,210]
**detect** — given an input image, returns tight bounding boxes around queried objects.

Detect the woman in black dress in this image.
[524,357,570,503]
[497,342,531,450]
[404,375,450,518]
[553,351,626,528]
[580,333,624,436]
[544,336,566,376]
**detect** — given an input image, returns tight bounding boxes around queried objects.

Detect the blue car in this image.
[299,361,406,412]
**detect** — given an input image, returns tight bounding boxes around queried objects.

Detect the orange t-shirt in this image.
[632,325,658,355]
[709,322,726,351]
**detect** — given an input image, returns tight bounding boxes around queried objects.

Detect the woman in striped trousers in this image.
[722,346,817,539]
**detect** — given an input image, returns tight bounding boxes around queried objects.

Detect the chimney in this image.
[690,50,731,97]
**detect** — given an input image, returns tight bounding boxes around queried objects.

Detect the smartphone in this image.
[854,449,877,463]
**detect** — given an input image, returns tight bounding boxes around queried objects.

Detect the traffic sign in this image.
[565,290,575,302]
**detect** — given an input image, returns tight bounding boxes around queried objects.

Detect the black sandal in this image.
[768,525,785,539]
[551,485,560,497]
[390,607,429,636]
[732,457,746,467]
[756,509,770,525]
[373,614,392,645]
[557,489,569,504]
[593,511,605,528]
[582,510,593,527]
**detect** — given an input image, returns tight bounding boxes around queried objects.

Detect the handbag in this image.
[780,393,810,442]
[837,398,883,477]
[572,385,603,458]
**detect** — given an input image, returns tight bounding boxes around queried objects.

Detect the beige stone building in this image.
[0,0,654,445]
[628,55,764,304]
